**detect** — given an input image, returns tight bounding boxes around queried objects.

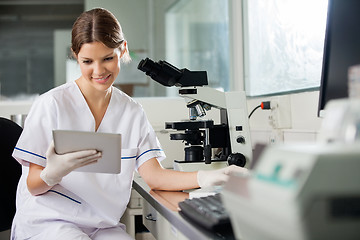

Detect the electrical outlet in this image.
[268,95,292,129]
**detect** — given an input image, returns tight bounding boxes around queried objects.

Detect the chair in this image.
[0,117,23,232]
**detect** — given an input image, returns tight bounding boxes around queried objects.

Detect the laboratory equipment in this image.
[318,98,360,144]
[222,142,360,240]
[138,58,252,171]
[10,114,27,128]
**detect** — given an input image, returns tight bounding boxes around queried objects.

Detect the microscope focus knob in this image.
[227,153,246,167]
[236,136,246,144]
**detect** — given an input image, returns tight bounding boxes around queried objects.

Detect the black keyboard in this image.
[178,193,231,231]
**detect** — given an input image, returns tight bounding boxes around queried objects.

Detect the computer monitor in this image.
[318,0,360,116]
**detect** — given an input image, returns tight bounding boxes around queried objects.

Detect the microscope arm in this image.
[179,87,227,109]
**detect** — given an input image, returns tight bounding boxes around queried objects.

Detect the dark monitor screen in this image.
[318,0,360,115]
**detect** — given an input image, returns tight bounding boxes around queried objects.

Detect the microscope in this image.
[138,58,252,171]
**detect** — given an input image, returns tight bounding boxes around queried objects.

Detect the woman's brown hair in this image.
[71,8,131,63]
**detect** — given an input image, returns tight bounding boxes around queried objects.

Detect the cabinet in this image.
[142,200,188,240]
[121,188,154,239]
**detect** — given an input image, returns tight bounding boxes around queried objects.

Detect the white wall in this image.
[247,91,323,146]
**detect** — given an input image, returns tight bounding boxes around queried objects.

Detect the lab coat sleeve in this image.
[12,95,58,167]
[135,109,166,170]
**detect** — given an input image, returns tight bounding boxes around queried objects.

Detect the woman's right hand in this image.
[40,141,102,186]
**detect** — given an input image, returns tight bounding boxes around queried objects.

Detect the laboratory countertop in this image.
[132,176,235,240]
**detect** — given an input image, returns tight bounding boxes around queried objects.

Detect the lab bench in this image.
[131,176,235,240]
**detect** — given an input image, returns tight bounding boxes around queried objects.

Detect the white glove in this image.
[197,165,250,188]
[40,141,102,186]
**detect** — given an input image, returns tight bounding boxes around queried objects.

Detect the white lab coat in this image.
[11,82,165,239]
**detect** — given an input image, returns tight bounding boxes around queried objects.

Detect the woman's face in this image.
[76,41,121,91]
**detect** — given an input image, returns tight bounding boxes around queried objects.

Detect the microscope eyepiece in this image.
[137,58,155,73]
[137,58,182,87]
[137,57,208,87]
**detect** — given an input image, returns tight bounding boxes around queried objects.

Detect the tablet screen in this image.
[53,130,121,174]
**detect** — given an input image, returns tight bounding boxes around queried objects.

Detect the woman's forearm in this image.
[150,168,199,191]
[27,163,52,195]
[139,158,200,191]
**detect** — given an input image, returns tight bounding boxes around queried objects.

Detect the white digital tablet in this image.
[52,130,121,174]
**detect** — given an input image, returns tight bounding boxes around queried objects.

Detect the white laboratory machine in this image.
[222,142,360,240]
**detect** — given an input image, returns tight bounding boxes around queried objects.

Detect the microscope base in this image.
[173,160,228,172]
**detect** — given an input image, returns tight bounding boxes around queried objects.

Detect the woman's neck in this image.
[75,78,112,107]
[75,78,112,131]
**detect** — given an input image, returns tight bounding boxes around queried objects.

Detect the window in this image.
[243,0,328,96]
[165,0,230,95]
[0,1,83,100]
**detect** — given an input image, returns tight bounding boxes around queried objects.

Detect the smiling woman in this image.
[11,8,164,240]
